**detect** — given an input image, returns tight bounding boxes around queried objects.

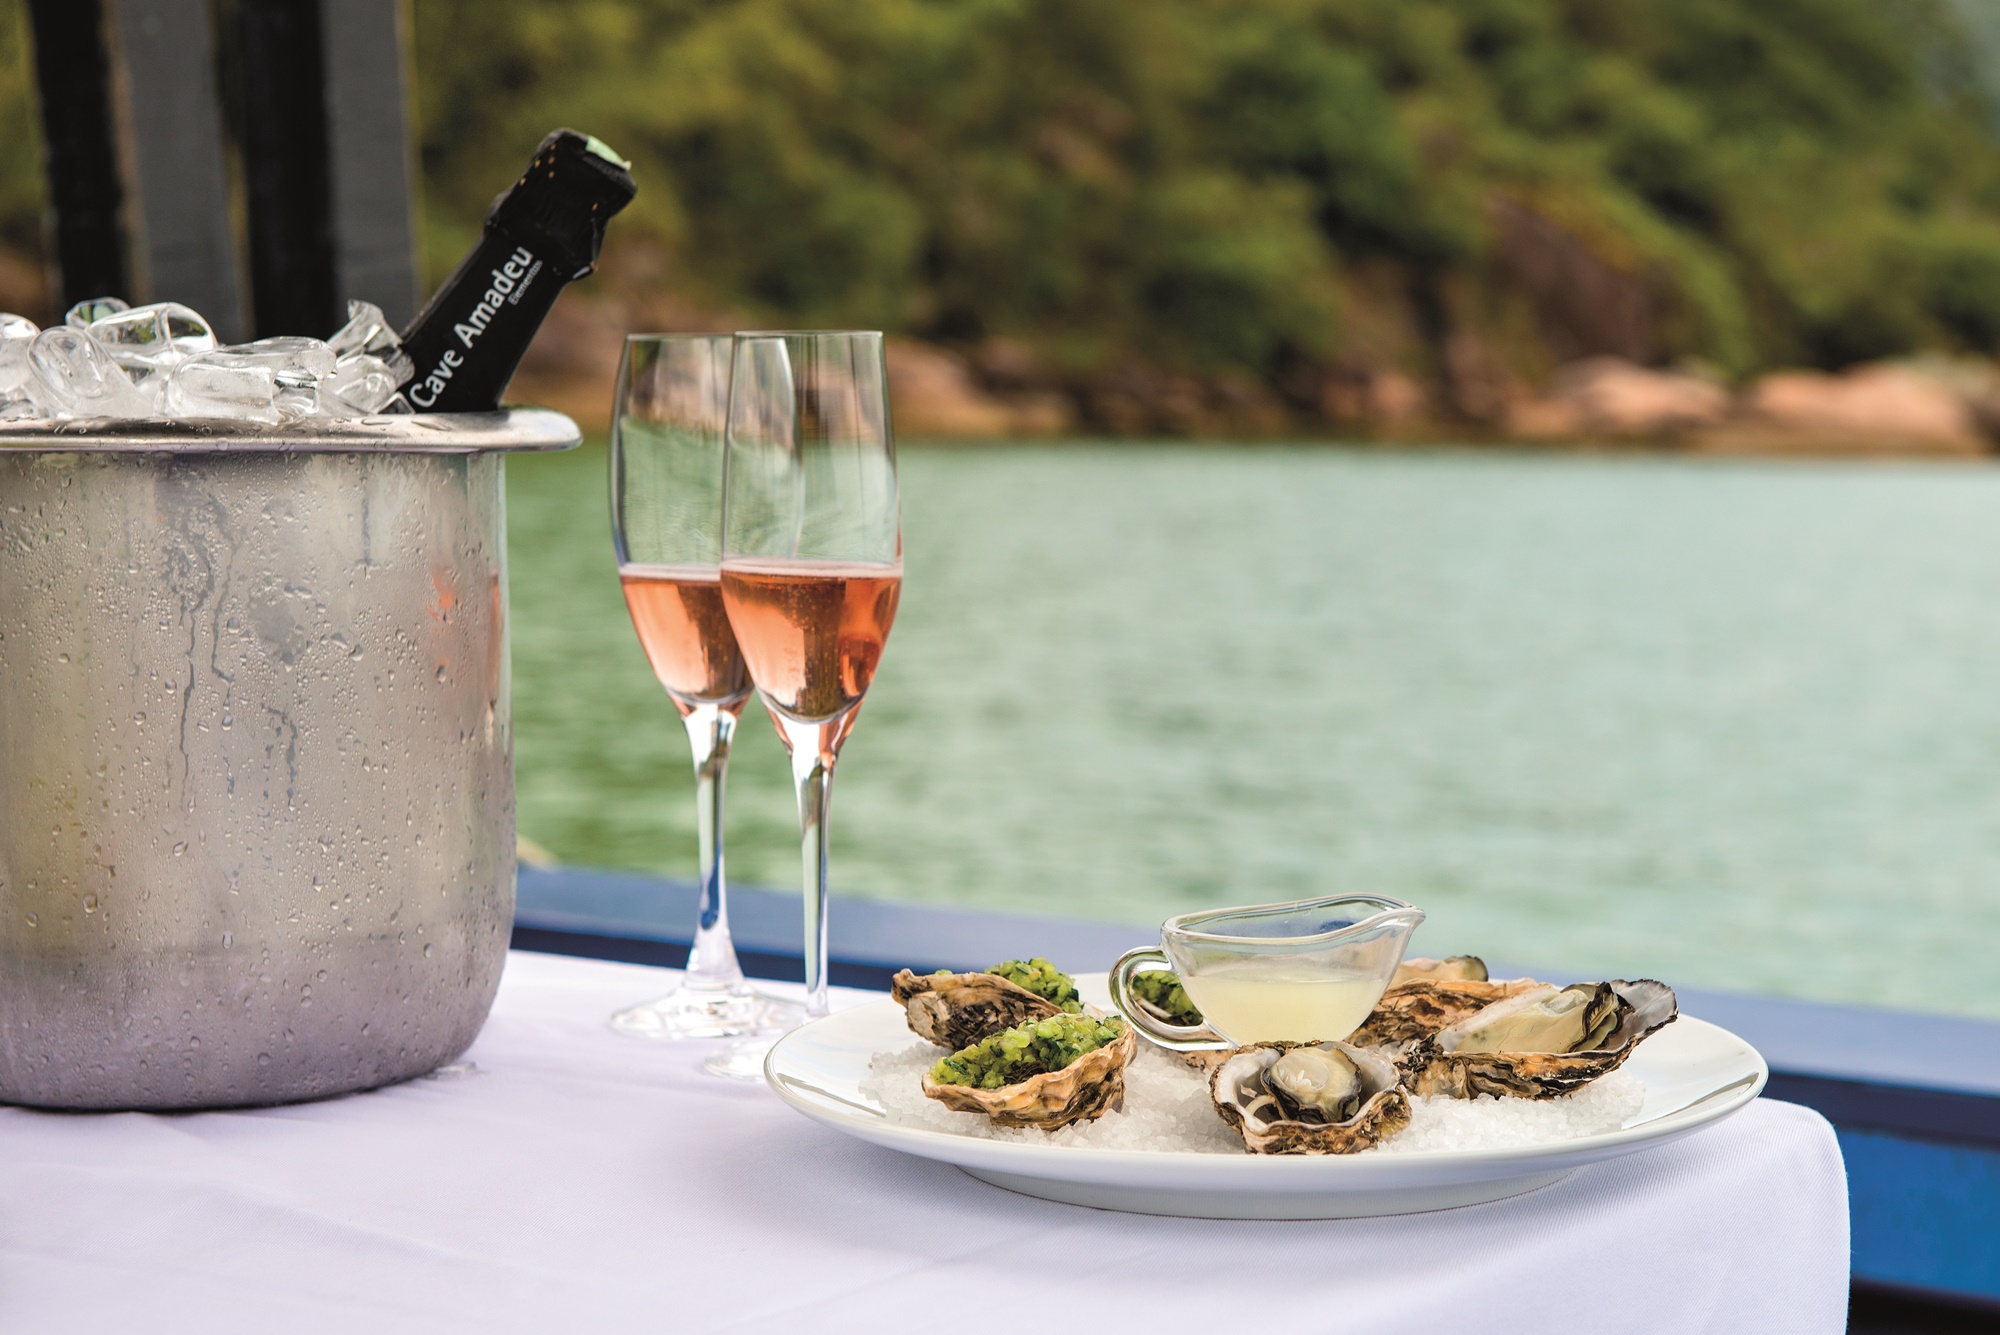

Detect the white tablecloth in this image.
[0,951,1849,1334]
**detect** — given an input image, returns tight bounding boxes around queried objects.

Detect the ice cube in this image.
[27,327,153,417]
[0,342,31,395]
[326,299,403,361]
[165,337,336,423]
[89,302,217,364]
[0,318,37,416]
[86,302,217,406]
[322,352,408,414]
[65,296,129,328]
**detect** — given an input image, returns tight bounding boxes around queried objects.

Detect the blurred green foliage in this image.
[0,1,46,257]
[7,1,2000,381]
[409,0,2000,378]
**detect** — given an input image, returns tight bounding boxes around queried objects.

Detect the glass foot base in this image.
[703,1035,780,1081]
[610,986,802,1041]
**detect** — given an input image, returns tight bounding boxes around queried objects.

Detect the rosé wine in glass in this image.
[607,334,799,1047]
[706,331,901,1079]
[620,563,751,709]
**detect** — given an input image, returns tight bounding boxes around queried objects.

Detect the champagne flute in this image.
[608,334,801,1042]
[706,331,901,1078]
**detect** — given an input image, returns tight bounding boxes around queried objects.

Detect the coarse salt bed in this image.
[1373,1069,1646,1155]
[858,1041,1646,1155]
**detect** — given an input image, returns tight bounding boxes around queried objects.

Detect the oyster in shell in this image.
[1409,979,1678,1100]
[891,967,1064,1050]
[1210,1041,1410,1154]
[1448,982,1623,1054]
[1348,976,1545,1049]
[921,1019,1139,1131]
[1391,955,1490,986]
[1267,1046,1364,1121]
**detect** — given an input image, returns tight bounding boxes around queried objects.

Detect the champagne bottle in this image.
[400,129,636,412]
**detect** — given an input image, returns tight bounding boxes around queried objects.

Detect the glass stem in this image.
[776,716,840,1020]
[680,702,745,993]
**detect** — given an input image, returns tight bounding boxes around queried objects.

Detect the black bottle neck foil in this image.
[400,129,636,412]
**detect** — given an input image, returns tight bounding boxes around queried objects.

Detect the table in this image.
[0,952,1850,1333]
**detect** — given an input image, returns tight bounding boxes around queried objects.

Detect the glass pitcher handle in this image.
[1108,947,1232,1052]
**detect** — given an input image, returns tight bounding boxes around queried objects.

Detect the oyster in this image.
[1391,955,1490,986]
[1408,979,1678,1100]
[1347,976,1545,1049]
[1448,982,1623,1054]
[891,963,1072,1050]
[922,1014,1139,1131]
[1267,1046,1364,1121]
[1210,1040,1410,1155]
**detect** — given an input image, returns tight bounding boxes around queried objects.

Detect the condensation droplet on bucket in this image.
[82,894,98,914]
[23,912,37,928]
[257,1052,271,1066]
[422,942,434,958]
[221,931,232,948]
[172,841,187,857]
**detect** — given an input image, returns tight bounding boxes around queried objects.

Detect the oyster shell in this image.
[1408,979,1678,1100]
[1347,976,1545,1049]
[920,1024,1139,1130]
[891,968,1063,1050]
[1391,955,1490,986]
[1210,1041,1411,1155]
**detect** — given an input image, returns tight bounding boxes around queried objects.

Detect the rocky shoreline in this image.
[285,272,2000,459]
[880,343,2000,458]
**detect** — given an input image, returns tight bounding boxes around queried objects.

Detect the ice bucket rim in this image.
[0,405,582,455]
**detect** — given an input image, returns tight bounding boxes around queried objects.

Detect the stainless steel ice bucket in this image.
[0,409,578,1109]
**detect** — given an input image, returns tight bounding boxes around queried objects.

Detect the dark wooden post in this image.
[236,0,422,337]
[113,0,245,341]
[25,0,422,341]
[24,0,131,309]
[322,0,423,329]
[236,0,340,337]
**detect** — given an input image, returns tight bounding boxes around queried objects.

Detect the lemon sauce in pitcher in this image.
[1179,963,1385,1044]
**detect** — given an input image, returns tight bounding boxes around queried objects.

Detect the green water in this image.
[509,442,2000,1018]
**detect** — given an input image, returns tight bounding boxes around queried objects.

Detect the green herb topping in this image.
[929,1013,1126,1090]
[985,958,1083,1012]
[1130,970,1202,1026]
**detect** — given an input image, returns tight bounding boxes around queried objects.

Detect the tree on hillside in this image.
[5,0,2000,427]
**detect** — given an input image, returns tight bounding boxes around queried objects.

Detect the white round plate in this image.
[764,974,1768,1219]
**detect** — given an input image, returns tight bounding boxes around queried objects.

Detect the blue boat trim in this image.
[1766,1073,2000,1151]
